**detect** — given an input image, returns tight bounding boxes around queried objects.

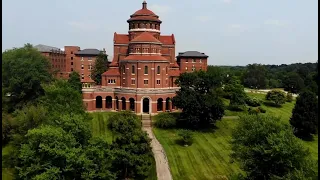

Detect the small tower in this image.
[142,1,147,9]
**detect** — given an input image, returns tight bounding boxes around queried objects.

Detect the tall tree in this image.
[242,64,267,89]
[2,44,53,112]
[68,71,82,93]
[290,90,318,139]
[173,71,225,129]
[91,52,108,85]
[283,72,305,93]
[231,115,318,179]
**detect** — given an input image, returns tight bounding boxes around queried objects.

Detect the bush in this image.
[177,129,194,146]
[228,104,246,112]
[265,90,286,106]
[258,106,266,113]
[248,108,260,115]
[286,93,293,102]
[245,97,261,107]
[154,113,176,129]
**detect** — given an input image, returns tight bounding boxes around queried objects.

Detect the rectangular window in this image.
[156,80,160,85]
[131,79,136,85]
[71,57,73,60]
[71,62,73,65]
[132,65,135,74]
[88,57,92,61]
[89,63,92,70]
[71,68,74,71]
[144,79,148,85]
[157,66,160,74]
[144,66,148,75]
[81,64,84,69]
[108,79,116,84]
[71,51,73,54]
[192,59,195,63]
[81,74,84,80]
[199,59,202,63]
[81,57,84,61]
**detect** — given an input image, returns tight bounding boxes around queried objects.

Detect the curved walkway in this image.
[141,115,173,180]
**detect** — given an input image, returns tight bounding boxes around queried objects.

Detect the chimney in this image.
[142,1,147,9]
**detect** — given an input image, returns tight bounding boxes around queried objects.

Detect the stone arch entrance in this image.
[142,97,151,114]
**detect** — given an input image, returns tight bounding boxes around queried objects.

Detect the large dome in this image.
[127,1,161,23]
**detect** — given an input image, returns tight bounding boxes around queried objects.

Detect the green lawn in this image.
[2,145,14,180]
[153,92,318,180]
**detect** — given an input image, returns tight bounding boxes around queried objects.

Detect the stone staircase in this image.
[141,114,152,127]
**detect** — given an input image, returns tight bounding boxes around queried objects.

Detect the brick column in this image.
[119,100,122,111]
[112,99,116,111]
[169,100,172,112]
[127,101,130,111]
[162,101,166,112]
[102,99,106,110]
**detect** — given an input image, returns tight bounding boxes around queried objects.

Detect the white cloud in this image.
[194,15,212,23]
[222,0,232,4]
[67,21,99,32]
[264,19,287,27]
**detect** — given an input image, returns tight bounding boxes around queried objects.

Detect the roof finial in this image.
[142,1,147,9]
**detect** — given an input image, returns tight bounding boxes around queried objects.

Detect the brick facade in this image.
[83,1,209,115]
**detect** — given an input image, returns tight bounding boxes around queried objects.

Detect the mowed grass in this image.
[90,112,157,180]
[153,118,242,180]
[153,92,318,179]
[2,145,14,180]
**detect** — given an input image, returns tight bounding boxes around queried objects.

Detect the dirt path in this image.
[142,125,173,180]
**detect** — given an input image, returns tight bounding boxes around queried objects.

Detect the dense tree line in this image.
[2,44,153,180]
[207,61,318,94]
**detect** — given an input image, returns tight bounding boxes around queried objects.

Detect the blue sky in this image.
[2,0,318,65]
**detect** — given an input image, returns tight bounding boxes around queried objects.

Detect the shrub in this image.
[177,129,194,146]
[228,104,246,112]
[248,108,260,115]
[245,97,261,107]
[265,90,286,106]
[258,106,266,113]
[286,93,293,102]
[154,113,176,129]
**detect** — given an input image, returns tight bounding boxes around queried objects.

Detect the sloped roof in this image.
[130,32,161,43]
[168,69,180,77]
[177,51,208,58]
[75,49,100,55]
[102,68,120,76]
[34,44,61,52]
[114,33,129,44]
[159,35,175,45]
[170,61,180,68]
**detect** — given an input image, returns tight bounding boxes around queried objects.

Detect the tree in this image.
[111,130,153,179]
[40,80,85,116]
[108,111,141,136]
[265,90,286,106]
[231,115,318,179]
[290,90,318,139]
[283,72,305,93]
[91,52,108,85]
[68,71,82,93]
[173,71,225,129]
[2,44,53,112]
[242,64,267,89]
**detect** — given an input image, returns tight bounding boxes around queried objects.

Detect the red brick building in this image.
[35,45,107,82]
[83,1,209,115]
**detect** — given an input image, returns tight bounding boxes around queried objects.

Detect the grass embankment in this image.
[90,112,157,180]
[2,145,14,180]
[153,92,318,180]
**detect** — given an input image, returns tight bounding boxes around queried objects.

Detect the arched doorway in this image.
[106,96,112,109]
[157,98,163,112]
[115,96,119,111]
[142,98,150,114]
[121,97,126,110]
[129,98,135,111]
[166,97,170,111]
[96,96,102,109]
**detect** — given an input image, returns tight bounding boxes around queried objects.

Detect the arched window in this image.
[132,65,135,74]
[121,97,126,110]
[129,98,135,111]
[157,66,161,74]
[96,96,102,109]
[144,66,148,75]
[106,96,112,109]
[157,98,163,111]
